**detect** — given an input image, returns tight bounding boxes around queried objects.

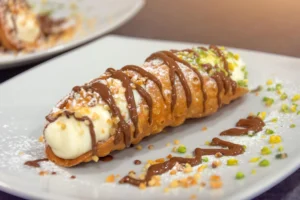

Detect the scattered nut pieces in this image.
[201,126,207,131]
[148,144,154,150]
[105,174,115,183]
[135,145,143,150]
[38,135,44,143]
[155,158,165,163]
[92,155,99,162]
[39,171,48,176]
[215,152,223,158]
[190,194,197,199]
[173,139,180,145]
[212,160,221,168]
[139,183,147,190]
[170,170,177,175]
[166,154,173,159]
[70,175,76,179]
[134,160,142,165]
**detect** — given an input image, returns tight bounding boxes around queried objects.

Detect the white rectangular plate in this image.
[0,0,144,68]
[0,35,300,200]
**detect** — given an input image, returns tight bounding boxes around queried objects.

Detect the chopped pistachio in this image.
[249,157,261,163]
[269,135,282,144]
[298,111,300,115]
[278,146,284,152]
[267,87,275,92]
[262,97,274,106]
[275,153,288,159]
[235,172,245,180]
[266,79,273,85]
[275,83,282,90]
[257,112,267,120]
[202,157,209,162]
[251,169,256,174]
[292,94,300,102]
[280,93,288,100]
[259,159,270,167]
[271,118,278,123]
[265,129,274,135]
[177,145,187,153]
[261,146,272,155]
[242,145,247,150]
[281,104,289,113]
[237,79,248,87]
[290,124,296,128]
[227,158,238,166]
[291,104,298,113]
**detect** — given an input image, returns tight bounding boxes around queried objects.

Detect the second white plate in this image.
[0,0,144,69]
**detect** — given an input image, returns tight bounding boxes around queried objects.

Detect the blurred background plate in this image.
[0,0,145,69]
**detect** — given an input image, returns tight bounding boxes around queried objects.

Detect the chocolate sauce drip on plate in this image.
[24,158,48,168]
[220,116,265,136]
[119,137,244,186]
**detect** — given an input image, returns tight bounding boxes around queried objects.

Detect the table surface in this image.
[1,0,300,199]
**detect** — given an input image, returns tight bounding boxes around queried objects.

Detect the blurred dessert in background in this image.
[0,0,78,53]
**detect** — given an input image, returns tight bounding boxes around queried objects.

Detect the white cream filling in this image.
[229,57,246,82]
[15,12,40,43]
[45,79,142,159]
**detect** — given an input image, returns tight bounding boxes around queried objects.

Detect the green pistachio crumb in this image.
[202,157,209,162]
[265,129,274,135]
[280,93,288,100]
[281,104,290,113]
[271,118,278,123]
[259,159,270,167]
[275,83,282,90]
[177,145,187,153]
[263,97,274,106]
[278,146,284,152]
[261,146,272,155]
[290,124,296,128]
[235,172,245,180]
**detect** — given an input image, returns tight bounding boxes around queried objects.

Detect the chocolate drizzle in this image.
[119,137,244,186]
[24,158,48,168]
[88,82,131,147]
[119,115,265,187]
[220,116,265,136]
[146,51,192,111]
[209,45,229,73]
[161,51,207,112]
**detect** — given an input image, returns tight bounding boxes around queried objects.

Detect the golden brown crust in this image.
[45,59,248,167]
[0,0,41,51]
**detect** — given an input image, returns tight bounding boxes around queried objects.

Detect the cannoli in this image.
[0,0,41,51]
[44,46,249,167]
